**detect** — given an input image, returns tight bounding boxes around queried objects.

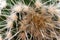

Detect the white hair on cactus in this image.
[58,0,60,1]
[48,5,57,16]
[0,0,7,9]
[5,31,12,40]
[23,5,29,12]
[12,2,30,12]
[56,0,60,8]
[9,12,18,21]
[11,2,23,12]
[6,20,13,28]
[6,13,17,28]
[0,0,7,15]
[0,34,3,40]
[35,0,42,8]
[49,1,60,20]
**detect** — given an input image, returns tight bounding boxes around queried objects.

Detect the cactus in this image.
[0,0,60,40]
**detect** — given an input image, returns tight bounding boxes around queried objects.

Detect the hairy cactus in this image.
[0,0,60,40]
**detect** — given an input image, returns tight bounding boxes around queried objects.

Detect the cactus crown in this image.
[0,0,60,40]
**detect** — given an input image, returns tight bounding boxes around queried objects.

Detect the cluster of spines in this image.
[0,0,60,40]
